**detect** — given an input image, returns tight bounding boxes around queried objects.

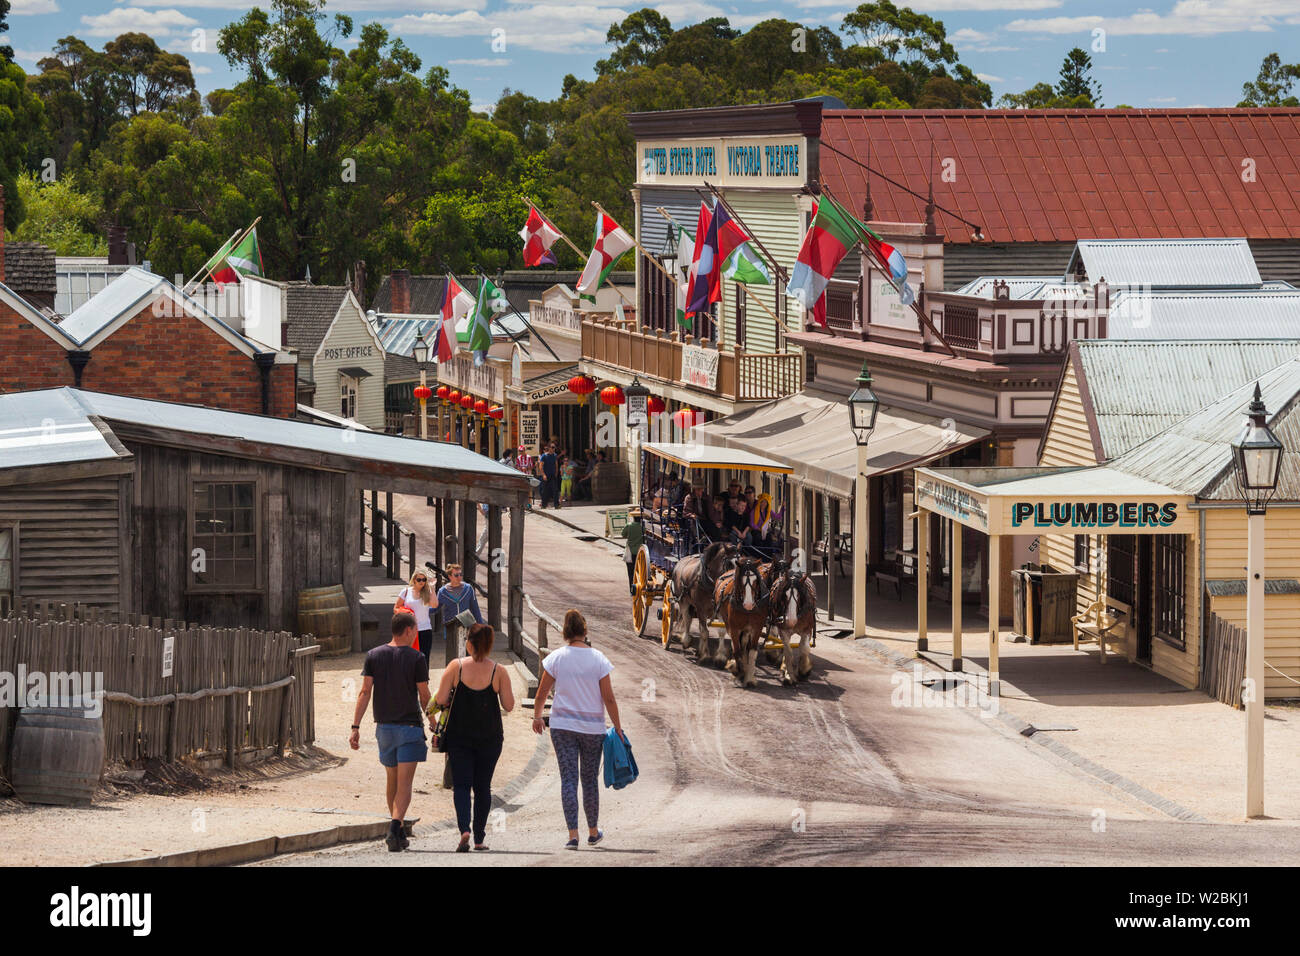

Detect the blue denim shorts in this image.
[376,723,427,767]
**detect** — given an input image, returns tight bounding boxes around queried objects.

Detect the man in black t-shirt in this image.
[539,444,559,508]
[351,611,431,851]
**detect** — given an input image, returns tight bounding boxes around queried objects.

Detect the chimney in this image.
[108,225,129,265]
[390,268,411,314]
[353,260,366,305]
[0,184,5,284]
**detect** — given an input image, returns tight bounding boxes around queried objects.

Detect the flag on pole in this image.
[468,277,506,366]
[436,275,474,361]
[684,201,720,315]
[576,211,634,295]
[210,228,263,285]
[722,244,771,285]
[786,198,859,314]
[519,206,561,267]
[862,230,916,305]
[672,221,695,327]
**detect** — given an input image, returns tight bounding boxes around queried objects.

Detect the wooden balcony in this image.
[581,316,803,403]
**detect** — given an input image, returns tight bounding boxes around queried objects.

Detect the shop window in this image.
[1074,534,1090,572]
[190,480,260,591]
[340,376,358,419]
[0,524,15,615]
[1154,534,1186,649]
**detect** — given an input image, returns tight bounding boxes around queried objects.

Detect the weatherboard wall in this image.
[310,297,386,431]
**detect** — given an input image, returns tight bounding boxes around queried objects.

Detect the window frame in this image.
[340,374,358,420]
[1154,533,1187,650]
[186,476,264,595]
[0,521,18,616]
[1074,533,1091,573]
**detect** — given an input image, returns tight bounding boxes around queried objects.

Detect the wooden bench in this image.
[872,550,918,598]
[812,532,851,576]
[1071,596,1133,663]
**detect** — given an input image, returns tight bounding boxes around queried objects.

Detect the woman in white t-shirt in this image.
[532,609,621,849]
[393,570,435,663]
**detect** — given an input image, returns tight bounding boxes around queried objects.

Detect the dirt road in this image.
[266,505,1300,866]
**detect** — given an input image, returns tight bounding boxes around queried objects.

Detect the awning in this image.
[338,366,373,379]
[691,388,989,498]
[641,442,794,474]
[506,364,580,404]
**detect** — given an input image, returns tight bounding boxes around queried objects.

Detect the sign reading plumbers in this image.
[638,135,808,188]
[1011,502,1180,529]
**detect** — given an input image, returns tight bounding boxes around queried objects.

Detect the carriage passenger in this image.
[724,495,752,547]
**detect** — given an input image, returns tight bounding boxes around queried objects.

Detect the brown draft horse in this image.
[668,541,738,666]
[713,556,769,688]
[768,566,817,684]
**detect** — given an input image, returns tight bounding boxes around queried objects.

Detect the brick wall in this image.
[0,297,297,416]
[0,301,73,392]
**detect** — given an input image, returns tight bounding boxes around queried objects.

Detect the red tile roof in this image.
[818,108,1300,245]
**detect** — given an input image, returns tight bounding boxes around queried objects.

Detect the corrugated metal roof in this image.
[1075,339,1300,459]
[1107,288,1300,338]
[820,108,1300,245]
[375,312,530,356]
[1109,358,1300,499]
[0,389,123,470]
[952,276,1061,297]
[0,388,526,483]
[1067,238,1261,288]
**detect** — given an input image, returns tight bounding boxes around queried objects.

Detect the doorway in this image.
[1107,535,1153,664]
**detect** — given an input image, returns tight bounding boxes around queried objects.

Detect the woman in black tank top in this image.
[434,624,514,851]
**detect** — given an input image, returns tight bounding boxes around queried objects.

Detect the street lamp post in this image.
[625,377,650,506]
[1232,383,1284,820]
[411,331,431,440]
[848,362,880,639]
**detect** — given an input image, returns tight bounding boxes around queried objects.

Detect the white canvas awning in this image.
[691,388,989,498]
[641,442,794,474]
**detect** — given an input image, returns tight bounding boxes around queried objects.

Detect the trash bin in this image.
[1011,563,1079,643]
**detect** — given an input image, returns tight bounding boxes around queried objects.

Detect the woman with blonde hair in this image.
[532,609,621,848]
[436,622,514,851]
[393,569,435,663]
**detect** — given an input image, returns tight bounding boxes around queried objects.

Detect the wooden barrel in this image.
[9,706,105,807]
[297,585,353,657]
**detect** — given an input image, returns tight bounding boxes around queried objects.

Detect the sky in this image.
[5,0,1300,113]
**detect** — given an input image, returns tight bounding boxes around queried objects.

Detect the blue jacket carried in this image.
[602,727,639,790]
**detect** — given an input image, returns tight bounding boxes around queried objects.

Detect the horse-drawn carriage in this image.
[628,442,818,686]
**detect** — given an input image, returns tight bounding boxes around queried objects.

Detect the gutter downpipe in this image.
[255,352,276,415]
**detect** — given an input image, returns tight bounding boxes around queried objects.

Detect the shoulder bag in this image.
[427,658,461,752]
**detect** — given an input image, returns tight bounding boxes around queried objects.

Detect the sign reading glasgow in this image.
[1011,502,1179,529]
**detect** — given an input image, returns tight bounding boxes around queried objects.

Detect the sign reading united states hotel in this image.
[638,134,807,188]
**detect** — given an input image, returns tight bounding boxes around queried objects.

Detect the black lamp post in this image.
[848,362,879,640]
[412,330,431,439]
[1233,383,1284,516]
[847,362,880,446]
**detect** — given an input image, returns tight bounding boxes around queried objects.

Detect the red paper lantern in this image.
[435,385,449,401]
[673,408,704,430]
[447,389,461,405]
[489,405,504,421]
[460,394,474,409]
[647,395,666,415]
[567,374,596,405]
[474,399,488,414]
[600,385,626,407]
[413,385,432,401]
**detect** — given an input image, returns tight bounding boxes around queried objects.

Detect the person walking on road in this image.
[435,623,515,852]
[621,509,644,596]
[350,611,431,852]
[539,443,559,508]
[393,571,435,663]
[532,610,621,848]
[436,564,483,657]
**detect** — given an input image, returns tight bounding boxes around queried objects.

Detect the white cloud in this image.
[82,7,200,37]
[1007,0,1299,36]
[950,26,1019,53]
[1149,95,1177,102]
[10,47,54,65]
[192,64,212,74]
[126,0,485,8]
[10,0,59,14]
[976,73,1005,83]
[389,5,628,54]
[449,57,512,67]
[797,0,1059,8]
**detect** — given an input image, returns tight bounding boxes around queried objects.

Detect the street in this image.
[267,504,1300,866]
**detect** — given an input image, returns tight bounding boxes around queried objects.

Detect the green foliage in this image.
[1239,53,1300,107]
[1056,47,1100,106]
[997,80,1093,110]
[0,57,44,230]
[7,170,108,255]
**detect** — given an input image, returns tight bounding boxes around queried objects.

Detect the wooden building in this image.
[0,388,530,650]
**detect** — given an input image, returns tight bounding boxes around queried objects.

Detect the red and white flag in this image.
[576,211,634,295]
[436,275,474,361]
[519,205,561,267]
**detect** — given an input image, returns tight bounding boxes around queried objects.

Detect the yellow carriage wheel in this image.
[632,545,653,638]
[660,582,675,648]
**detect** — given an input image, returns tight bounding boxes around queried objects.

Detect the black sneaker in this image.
[386,824,405,852]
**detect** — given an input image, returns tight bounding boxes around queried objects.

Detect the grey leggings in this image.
[551,728,603,830]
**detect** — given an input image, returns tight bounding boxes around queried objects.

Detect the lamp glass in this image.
[411,331,430,365]
[847,365,879,447]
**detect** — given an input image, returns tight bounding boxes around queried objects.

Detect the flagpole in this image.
[186,216,262,292]
[473,269,563,363]
[817,187,957,358]
[590,200,679,288]
[184,227,239,292]
[521,195,635,308]
[699,182,789,284]
[655,206,791,337]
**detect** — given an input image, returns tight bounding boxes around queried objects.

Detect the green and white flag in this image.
[722,243,771,285]
[673,222,695,327]
[468,277,502,366]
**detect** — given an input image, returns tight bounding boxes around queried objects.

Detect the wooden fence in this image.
[0,605,318,781]
[1200,612,1246,709]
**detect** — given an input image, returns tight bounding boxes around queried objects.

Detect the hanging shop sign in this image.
[681,344,720,390]
[638,135,808,188]
[520,410,541,455]
[1009,501,1180,530]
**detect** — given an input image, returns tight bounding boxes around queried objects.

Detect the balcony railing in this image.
[581,317,803,403]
